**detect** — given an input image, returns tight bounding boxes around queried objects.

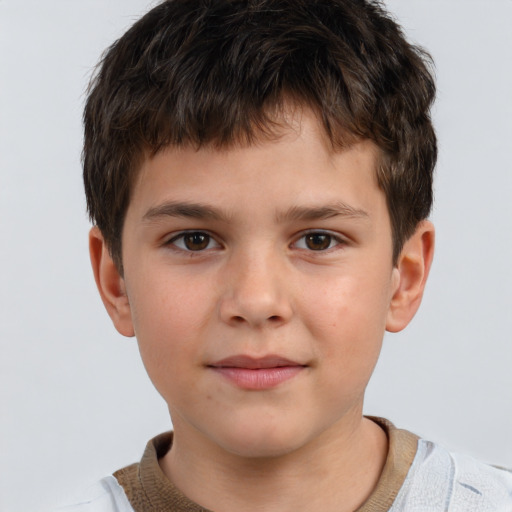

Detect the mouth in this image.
[208,355,307,390]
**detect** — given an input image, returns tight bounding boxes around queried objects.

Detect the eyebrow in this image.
[142,200,369,224]
[276,202,369,223]
[143,201,229,222]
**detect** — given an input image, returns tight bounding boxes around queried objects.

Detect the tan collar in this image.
[356,417,418,512]
[114,418,418,512]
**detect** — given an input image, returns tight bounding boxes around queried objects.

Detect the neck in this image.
[159,415,388,512]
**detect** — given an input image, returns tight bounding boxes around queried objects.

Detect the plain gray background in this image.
[1,1,511,511]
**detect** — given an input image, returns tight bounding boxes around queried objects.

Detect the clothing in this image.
[56,419,512,511]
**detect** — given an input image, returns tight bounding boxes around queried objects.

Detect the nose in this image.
[218,248,293,328]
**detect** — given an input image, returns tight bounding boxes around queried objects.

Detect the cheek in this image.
[302,270,390,363]
[127,274,214,390]
[130,269,212,336]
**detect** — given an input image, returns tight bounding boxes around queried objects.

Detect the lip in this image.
[208,355,306,390]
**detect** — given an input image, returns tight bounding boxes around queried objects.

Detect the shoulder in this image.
[392,439,512,511]
[448,448,512,509]
[53,476,135,512]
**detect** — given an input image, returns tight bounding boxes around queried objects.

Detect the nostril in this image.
[230,314,281,324]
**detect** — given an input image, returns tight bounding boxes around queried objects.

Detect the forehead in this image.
[135,103,370,182]
[127,112,385,229]
[134,106,379,193]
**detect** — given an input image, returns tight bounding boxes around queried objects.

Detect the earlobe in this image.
[386,220,435,333]
[89,227,135,337]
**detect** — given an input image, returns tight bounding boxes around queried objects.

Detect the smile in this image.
[208,355,307,390]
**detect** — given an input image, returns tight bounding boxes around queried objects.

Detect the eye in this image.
[167,231,220,252]
[294,232,343,251]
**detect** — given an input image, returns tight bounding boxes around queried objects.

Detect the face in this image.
[118,111,401,458]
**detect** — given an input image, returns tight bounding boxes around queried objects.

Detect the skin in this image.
[90,109,434,512]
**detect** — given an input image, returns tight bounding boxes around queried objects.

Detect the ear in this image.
[386,220,435,333]
[89,226,135,337]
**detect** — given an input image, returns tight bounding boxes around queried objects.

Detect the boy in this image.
[67,0,512,510]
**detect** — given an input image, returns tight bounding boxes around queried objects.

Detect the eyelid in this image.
[165,230,222,251]
[292,230,348,251]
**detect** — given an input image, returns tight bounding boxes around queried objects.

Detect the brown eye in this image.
[168,231,221,252]
[304,233,332,251]
[183,232,210,251]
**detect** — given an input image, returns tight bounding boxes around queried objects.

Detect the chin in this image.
[210,419,318,460]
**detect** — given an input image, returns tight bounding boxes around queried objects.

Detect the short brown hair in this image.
[83,0,436,271]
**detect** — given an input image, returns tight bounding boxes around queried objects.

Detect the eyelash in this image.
[292,231,346,252]
[165,230,346,254]
[165,231,221,252]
